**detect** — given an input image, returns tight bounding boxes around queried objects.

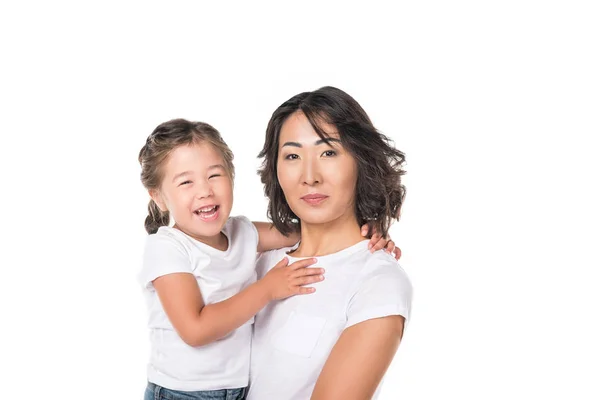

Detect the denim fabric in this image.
[144,382,247,400]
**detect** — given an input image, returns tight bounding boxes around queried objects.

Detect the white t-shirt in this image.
[247,240,412,400]
[138,216,258,391]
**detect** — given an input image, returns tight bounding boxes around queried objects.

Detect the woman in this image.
[248,86,412,399]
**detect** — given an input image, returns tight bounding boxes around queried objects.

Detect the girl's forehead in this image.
[166,143,224,168]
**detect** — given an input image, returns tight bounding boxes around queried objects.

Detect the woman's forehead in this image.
[279,112,339,145]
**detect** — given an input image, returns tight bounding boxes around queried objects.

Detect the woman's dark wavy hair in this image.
[258,86,406,237]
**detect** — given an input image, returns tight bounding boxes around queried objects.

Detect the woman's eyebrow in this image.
[315,138,341,146]
[281,138,341,148]
[281,141,302,148]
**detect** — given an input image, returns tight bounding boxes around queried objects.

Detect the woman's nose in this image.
[301,158,322,185]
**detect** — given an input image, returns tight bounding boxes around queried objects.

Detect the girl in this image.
[137,119,397,400]
[248,86,413,399]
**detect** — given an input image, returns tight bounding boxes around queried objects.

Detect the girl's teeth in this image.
[196,206,217,213]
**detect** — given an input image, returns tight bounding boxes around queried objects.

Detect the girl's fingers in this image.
[360,224,369,236]
[368,234,380,250]
[274,257,289,268]
[296,287,316,295]
[385,240,396,254]
[369,235,386,252]
[293,275,324,286]
[291,267,325,278]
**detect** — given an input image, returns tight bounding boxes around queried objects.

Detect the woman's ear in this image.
[149,189,167,212]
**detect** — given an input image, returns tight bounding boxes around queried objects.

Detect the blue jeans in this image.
[144,382,247,400]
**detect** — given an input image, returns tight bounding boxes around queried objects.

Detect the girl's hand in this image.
[260,257,324,301]
[360,225,402,260]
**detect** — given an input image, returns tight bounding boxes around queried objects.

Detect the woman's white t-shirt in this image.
[138,216,258,391]
[247,240,412,400]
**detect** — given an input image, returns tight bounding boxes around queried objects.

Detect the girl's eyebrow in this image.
[172,171,192,182]
[172,165,225,182]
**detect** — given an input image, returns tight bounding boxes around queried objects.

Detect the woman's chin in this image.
[296,214,344,227]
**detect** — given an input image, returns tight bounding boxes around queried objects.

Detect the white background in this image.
[1,1,599,399]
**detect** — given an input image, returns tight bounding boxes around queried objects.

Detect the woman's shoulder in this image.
[357,250,412,291]
[339,242,408,280]
[346,250,413,328]
[345,250,413,325]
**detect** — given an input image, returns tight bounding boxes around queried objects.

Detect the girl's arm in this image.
[310,316,405,400]
[253,222,300,252]
[152,257,323,347]
[253,221,402,258]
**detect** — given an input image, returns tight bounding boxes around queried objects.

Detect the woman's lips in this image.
[301,194,329,205]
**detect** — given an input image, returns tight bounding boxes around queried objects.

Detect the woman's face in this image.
[277,111,358,227]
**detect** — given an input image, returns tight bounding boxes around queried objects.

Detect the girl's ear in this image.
[149,189,167,212]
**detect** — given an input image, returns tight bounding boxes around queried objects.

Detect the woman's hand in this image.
[260,257,324,301]
[361,225,401,260]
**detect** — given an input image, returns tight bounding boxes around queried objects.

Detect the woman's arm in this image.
[311,316,405,400]
[254,221,402,258]
[153,257,323,347]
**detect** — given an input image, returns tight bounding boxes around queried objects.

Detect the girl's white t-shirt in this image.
[247,240,412,400]
[138,216,258,391]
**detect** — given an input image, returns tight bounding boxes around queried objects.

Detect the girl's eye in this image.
[284,154,299,160]
[179,180,192,186]
[209,174,221,179]
[322,150,336,157]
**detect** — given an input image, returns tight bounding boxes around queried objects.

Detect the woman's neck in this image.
[290,214,365,257]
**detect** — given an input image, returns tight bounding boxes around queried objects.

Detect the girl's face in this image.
[151,142,233,244]
[277,111,358,228]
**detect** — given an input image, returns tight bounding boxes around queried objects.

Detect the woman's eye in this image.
[284,154,299,160]
[322,150,336,157]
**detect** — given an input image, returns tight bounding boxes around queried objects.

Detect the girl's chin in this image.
[176,222,226,239]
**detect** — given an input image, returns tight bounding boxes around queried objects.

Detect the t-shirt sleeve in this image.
[138,232,192,290]
[345,259,413,329]
[254,250,276,280]
[232,215,259,251]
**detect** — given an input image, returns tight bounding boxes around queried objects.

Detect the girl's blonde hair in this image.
[138,118,235,234]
